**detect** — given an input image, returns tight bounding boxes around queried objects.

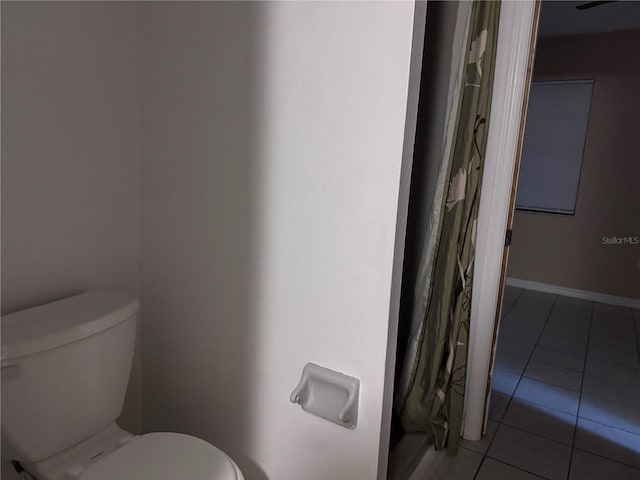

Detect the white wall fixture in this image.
[290,363,359,430]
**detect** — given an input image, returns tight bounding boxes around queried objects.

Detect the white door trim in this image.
[463,0,538,441]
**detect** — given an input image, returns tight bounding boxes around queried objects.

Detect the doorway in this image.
[485,1,640,479]
[388,1,640,479]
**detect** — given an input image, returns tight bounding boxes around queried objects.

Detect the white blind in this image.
[515,80,593,214]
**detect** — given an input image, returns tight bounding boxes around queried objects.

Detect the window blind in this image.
[515,80,593,214]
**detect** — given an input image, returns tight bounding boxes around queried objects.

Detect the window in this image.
[515,80,593,214]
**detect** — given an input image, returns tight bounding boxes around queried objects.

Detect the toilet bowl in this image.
[21,423,244,480]
[1,292,244,480]
[76,432,243,480]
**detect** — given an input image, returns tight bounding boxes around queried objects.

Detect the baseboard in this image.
[505,277,640,310]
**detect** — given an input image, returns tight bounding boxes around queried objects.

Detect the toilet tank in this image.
[1,292,139,463]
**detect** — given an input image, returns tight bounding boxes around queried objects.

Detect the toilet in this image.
[1,292,244,480]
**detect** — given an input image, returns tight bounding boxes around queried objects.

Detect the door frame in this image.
[462,0,540,441]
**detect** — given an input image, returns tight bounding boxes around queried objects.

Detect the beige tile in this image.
[488,392,510,421]
[523,360,582,391]
[476,458,546,480]
[579,394,640,435]
[409,445,482,480]
[488,424,571,480]
[492,369,521,396]
[494,350,529,376]
[574,418,640,469]
[570,449,640,480]
[513,377,579,415]
[532,344,584,372]
[503,397,576,445]
[582,373,640,409]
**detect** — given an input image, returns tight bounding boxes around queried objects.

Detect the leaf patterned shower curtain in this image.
[395,0,500,453]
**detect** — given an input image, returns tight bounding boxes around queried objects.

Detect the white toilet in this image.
[1,292,244,480]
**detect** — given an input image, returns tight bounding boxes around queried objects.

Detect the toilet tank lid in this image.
[1,292,139,363]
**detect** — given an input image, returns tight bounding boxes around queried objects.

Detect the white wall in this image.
[138,2,417,479]
[1,3,141,477]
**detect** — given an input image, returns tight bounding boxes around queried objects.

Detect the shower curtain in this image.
[395,0,501,453]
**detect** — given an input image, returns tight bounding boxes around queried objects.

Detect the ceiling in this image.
[538,0,640,37]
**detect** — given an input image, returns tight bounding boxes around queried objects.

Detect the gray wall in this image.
[507,30,640,300]
[0,7,142,476]
[137,2,262,476]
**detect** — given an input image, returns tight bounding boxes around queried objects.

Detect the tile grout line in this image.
[414,300,640,480]
[480,456,550,479]
[469,287,529,480]
[499,292,559,422]
[481,296,639,480]
[472,454,549,480]
[470,451,487,480]
[566,299,594,480]
[499,396,575,425]
[562,410,640,437]
[470,411,500,480]
[490,420,574,447]
[469,289,527,480]
[522,355,583,374]
[472,290,558,480]
[571,445,640,472]
[504,286,527,318]
[525,330,640,412]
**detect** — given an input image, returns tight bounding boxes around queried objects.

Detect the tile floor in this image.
[409,287,640,480]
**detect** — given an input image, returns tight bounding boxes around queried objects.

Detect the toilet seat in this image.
[77,432,242,480]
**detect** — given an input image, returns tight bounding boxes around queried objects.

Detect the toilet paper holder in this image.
[290,363,359,429]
